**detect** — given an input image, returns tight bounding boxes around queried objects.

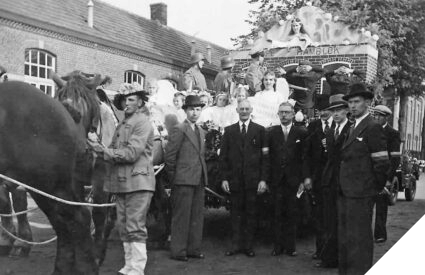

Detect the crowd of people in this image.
[86,48,402,275]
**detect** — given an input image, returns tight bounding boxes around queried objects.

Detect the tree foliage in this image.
[234,0,425,97]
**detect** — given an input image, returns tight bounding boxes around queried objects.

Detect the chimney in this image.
[87,0,94,28]
[150,3,167,25]
[206,45,212,63]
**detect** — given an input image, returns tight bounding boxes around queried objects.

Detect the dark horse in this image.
[0,78,101,274]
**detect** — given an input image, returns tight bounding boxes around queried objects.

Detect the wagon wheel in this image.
[405,178,416,201]
[388,177,399,206]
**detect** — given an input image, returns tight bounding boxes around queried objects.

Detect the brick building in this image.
[231,5,378,96]
[0,0,228,97]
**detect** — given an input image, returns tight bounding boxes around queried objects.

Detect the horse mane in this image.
[56,71,103,134]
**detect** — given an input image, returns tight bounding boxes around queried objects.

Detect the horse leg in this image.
[30,192,76,275]
[9,187,33,257]
[91,159,109,265]
[0,184,15,256]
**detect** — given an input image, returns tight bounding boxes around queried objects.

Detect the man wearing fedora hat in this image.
[90,84,154,275]
[245,47,267,96]
[165,95,208,261]
[182,52,208,92]
[372,105,401,244]
[315,94,351,268]
[338,83,389,275]
[214,55,236,94]
[305,94,334,260]
[285,60,324,117]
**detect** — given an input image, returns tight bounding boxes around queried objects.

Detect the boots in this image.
[118,242,132,275]
[128,242,147,275]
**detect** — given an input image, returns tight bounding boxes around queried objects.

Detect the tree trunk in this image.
[422,105,425,159]
[398,93,409,153]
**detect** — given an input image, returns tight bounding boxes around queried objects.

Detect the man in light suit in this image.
[165,95,208,261]
[219,100,269,257]
[268,102,311,257]
[91,87,154,275]
[339,83,389,275]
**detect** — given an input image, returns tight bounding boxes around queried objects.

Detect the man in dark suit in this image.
[268,102,311,257]
[219,100,269,257]
[305,94,334,259]
[372,105,401,243]
[165,95,208,261]
[339,83,389,274]
[316,94,351,268]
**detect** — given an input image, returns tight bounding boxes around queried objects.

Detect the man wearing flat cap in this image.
[338,83,389,275]
[90,84,154,275]
[165,95,208,261]
[182,52,208,92]
[316,94,351,268]
[372,105,401,244]
[285,60,324,117]
[245,47,267,96]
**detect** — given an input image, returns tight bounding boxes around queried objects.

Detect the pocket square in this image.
[296,139,301,143]
[356,137,363,141]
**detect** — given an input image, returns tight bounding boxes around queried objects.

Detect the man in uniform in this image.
[214,55,235,94]
[219,99,269,257]
[182,52,207,92]
[165,95,208,261]
[305,94,333,259]
[372,105,401,243]
[245,48,266,96]
[90,87,155,275]
[339,83,389,274]
[316,94,351,268]
[268,102,311,257]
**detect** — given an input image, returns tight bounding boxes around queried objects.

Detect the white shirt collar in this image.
[239,119,250,131]
[281,122,292,132]
[321,117,333,131]
[186,119,196,130]
[382,122,388,129]
[354,112,369,128]
[336,118,348,131]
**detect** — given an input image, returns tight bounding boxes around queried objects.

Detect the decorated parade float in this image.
[231,4,379,117]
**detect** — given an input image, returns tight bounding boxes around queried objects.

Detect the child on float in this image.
[173,91,186,122]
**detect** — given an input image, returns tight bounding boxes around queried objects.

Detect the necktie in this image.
[283,126,288,141]
[194,125,201,148]
[334,125,340,140]
[241,123,246,136]
[324,120,330,134]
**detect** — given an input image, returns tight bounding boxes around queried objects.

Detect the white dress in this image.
[250,89,285,128]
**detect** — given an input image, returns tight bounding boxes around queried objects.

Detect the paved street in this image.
[0,173,424,274]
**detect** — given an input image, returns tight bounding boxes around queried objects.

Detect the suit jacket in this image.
[339,115,389,198]
[384,124,401,181]
[165,120,208,186]
[219,121,269,191]
[285,66,324,109]
[322,120,352,188]
[245,63,264,95]
[181,66,207,91]
[103,110,156,193]
[305,119,335,189]
[268,124,310,190]
[214,70,234,94]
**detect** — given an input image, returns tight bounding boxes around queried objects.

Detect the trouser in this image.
[374,193,388,240]
[320,185,338,265]
[229,189,257,251]
[170,184,204,257]
[312,186,324,255]
[273,185,298,252]
[338,194,374,275]
[116,191,153,243]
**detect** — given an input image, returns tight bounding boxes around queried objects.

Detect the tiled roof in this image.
[0,0,228,71]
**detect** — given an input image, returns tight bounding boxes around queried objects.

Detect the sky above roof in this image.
[101,0,256,49]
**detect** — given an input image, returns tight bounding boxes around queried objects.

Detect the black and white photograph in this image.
[0,0,424,274]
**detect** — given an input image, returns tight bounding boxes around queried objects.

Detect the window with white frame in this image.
[124,70,145,87]
[24,49,56,97]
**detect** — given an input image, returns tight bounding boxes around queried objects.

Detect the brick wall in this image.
[0,24,217,91]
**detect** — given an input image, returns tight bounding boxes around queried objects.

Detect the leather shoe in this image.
[312,253,319,260]
[375,238,386,243]
[271,248,284,256]
[225,249,242,256]
[245,249,255,257]
[315,261,338,268]
[187,253,205,259]
[171,255,188,261]
[285,251,298,257]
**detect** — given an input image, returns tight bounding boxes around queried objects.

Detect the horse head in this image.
[51,70,110,136]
